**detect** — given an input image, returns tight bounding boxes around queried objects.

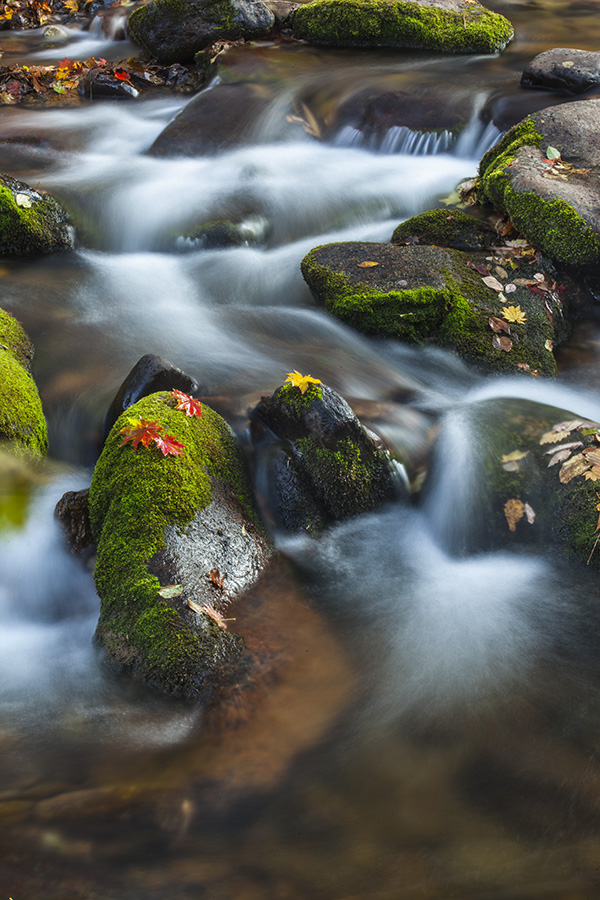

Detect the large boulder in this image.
[0,174,73,256]
[301,238,567,376]
[478,100,600,268]
[89,390,272,700]
[422,397,600,567]
[250,377,402,533]
[521,48,600,95]
[290,0,513,54]
[128,0,276,65]
[0,308,47,458]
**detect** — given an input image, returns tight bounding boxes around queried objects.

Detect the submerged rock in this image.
[521,48,600,95]
[89,391,272,700]
[422,397,600,567]
[101,353,199,442]
[148,83,272,156]
[0,174,73,257]
[250,379,401,533]
[128,0,276,65]
[0,308,47,458]
[290,0,513,54]
[478,100,600,268]
[301,239,567,376]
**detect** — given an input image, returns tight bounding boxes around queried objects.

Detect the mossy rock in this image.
[392,208,497,251]
[478,100,600,268]
[89,391,272,700]
[128,0,275,65]
[250,380,402,533]
[0,174,73,257]
[301,240,566,376]
[421,397,600,567]
[0,309,47,458]
[290,0,513,54]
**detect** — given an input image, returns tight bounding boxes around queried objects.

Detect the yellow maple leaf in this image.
[63,0,79,10]
[284,370,323,395]
[502,305,527,324]
[504,498,524,532]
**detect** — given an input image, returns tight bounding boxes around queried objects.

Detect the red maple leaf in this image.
[114,69,132,83]
[119,418,164,451]
[154,433,185,457]
[172,389,202,418]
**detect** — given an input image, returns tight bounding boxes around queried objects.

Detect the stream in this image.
[2,2,600,898]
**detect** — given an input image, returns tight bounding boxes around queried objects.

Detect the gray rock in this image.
[521,48,600,95]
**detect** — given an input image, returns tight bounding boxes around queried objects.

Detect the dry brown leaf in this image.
[552,419,583,433]
[489,316,511,334]
[544,442,582,455]
[492,334,512,352]
[482,275,504,292]
[495,266,508,279]
[501,450,529,463]
[584,467,600,481]
[583,447,600,467]
[504,498,524,532]
[547,448,573,467]
[559,453,590,484]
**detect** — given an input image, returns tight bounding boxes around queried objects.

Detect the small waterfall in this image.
[332,116,501,158]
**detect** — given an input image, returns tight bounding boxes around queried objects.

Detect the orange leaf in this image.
[504,498,524,532]
[357,261,379,268]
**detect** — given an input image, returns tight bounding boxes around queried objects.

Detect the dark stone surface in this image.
[330,87,467,141]
[101,354,199,441]
[521,48,600,95]
[54,488,95,555]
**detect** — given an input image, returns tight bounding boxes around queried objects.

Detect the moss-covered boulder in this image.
[0,309,48,458]
[478,100,600,268]
[422,397,600,567]
[301,240,567,376]
[0,174,73,257]
[89,391,272,700]
[290,0,513,54]
[392,208,497,252]
[128,0,276,65]
[250,379,402,533]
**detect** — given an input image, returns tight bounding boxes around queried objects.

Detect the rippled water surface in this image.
[2,2,600,898]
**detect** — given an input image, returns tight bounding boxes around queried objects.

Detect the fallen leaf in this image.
[358,261,379,268]
[482,275,504,292]
[523,502,536,524]
[504,498,524,532]
[548,448,574,467]
[544,442,582,455]
[562,60,574,67]
[467,260,490,276]
[154,433,185,457]
[552,419,583,433]
[15,193,32,208]
[505,283,517,294]
[583,447,600,467]
[208,568,225,589]
[495,266,508,279]
[501,450,529,463]
[172,388,202,418]
[489,316,511,334]
[284,370,323,394]
[492,334,512,352]
[545,339,554,352]
[559,453,590,483]
[119,418,164,450]
[158,584,184,598]
[546,146,561,161]
[584,468,600,481]
[502,305,527,324]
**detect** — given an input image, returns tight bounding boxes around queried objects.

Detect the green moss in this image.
[291,0,513,53]
[278,381,323,415]
[0,353,47,458]
[0,183,71,257]
[301,245,556,375]
[89,392,256,694]
[0,308,33,369]
[391,208,494,250]
[478,118,543,191]
[296,435,392,519]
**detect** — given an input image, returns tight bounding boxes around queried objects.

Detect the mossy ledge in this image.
[290,0,514,53]
[0,175,73,257]
[478,118,600,268]
[0,308,47,458]
[89,392,258,699]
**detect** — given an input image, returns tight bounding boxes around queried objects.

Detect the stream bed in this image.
[2,2,600,898]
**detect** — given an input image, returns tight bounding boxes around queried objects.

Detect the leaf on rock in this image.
[523,502,536,524]
[501,450,529,463]
[467,260,489,276]
[357,261,379,268]
[544,441,582,455]
[505,283,517,294]
[15,193,32,208]
[502,305,527,324]
[119,418,164,450]
[547,448,574,467]
[172,388,202,418]
[583,447,600,467]
[492,334,512,352]
[158,584,184,599]
[559,453,590,484]
[546,146,561,161]
[489,316,511,334]
[495,266,508,279]
[284,370,323,394]
[154,433,185,457]
[545,339,554,352]
[584,467,600,481]
[482,275,504,292]
[504,498,524,532]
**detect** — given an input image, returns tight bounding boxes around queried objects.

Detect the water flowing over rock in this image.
[0,173,73,256]
[0,308,47,458]
[478,100,600,268]
[250,380,402,532]
[301,238,567,376]
[422,397,600,567]
[521,48,600,95]
[89,391,273,700]
[127,0,276,65]
[290,0,513,53]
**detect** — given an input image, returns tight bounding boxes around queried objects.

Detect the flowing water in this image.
[2,2,600,897]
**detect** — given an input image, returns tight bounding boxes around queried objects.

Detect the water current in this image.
[2,2,600,897]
